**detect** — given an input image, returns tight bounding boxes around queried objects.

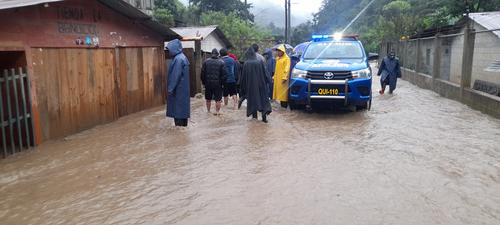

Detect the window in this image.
[303,42,364,60]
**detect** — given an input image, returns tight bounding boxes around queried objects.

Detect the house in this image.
[0,0,180,156]
[171,26,233,53]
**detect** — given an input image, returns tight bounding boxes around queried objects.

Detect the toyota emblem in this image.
[324,72,334,80]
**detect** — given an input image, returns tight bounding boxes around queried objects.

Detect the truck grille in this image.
[306,71,352,80]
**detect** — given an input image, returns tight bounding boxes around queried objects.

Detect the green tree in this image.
[291,22,314,46]
[189,0,254,22]
[153,8,176,27]
[154,0,187,26]
[199,11,272,57]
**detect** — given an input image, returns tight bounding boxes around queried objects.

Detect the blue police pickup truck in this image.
[289,34,374,111]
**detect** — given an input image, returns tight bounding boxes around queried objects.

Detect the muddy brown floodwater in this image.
[1,78,500,225]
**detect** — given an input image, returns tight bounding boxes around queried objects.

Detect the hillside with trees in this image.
[307,0,500,52]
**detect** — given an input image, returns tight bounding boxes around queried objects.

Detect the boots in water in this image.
[261,112,268,123]
[252,112,258,119]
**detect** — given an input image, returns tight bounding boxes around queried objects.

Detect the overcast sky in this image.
[178,0,324,26]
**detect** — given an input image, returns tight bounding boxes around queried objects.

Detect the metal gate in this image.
[1,67,35,158]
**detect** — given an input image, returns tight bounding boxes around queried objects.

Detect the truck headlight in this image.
[352,68,371,79]
[291,68,307,79]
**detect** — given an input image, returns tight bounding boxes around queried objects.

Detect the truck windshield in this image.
[303,41,364,60]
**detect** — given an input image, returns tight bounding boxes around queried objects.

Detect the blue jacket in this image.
[166,39,190,119]
[221,56,237,83]
[263,48,275,77]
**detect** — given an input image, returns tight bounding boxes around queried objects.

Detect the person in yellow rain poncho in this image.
[272,44,291,108]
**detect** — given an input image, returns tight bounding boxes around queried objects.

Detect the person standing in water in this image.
[201,48,227,115]
[272,44,291,108]
[165,39,190,127]
[220,48,238,109]
[377,51,401,94]
[239,47,272,123]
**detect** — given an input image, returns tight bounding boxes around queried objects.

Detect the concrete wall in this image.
[402,68,500,119]
[418,39,434,75]
[449,34,465,85]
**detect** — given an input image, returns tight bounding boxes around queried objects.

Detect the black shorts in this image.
[205,86,223,101]
[223,83,237,97]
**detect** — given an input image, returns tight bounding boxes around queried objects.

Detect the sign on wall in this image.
[55,6,102,47]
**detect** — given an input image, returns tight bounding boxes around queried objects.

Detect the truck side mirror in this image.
[368,53,379,61]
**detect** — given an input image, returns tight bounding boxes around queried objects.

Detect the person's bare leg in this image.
[232,95,237,109]
[206,100,212,112]
[224,96,229,106]
[215,101,222,115]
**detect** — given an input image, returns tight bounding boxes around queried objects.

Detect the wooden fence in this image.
[1,67,35,158]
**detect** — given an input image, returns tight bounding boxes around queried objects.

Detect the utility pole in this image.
[284,0,288,43]
[287,0,291,44]
[284,0,291,44]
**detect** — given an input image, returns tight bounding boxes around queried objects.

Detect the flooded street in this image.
[1,79,500,225]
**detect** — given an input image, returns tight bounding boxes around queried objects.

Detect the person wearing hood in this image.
[272,44,291,108]
[165,39,190,127]
[201,48,227,115]
[239,47,272,123]
[377,51,401,94]
[263,48,276,98]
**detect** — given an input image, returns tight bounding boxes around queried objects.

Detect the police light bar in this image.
[311,34,359,42]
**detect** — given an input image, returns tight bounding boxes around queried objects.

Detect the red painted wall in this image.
[0,0,165,49]
[0,0,168,145]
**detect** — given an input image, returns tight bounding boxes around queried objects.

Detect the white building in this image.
[170,26,233,53]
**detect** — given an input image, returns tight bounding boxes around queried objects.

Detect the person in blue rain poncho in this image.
[165,39,190,126]
[263,48,275,99]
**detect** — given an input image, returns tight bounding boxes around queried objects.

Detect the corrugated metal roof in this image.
[470,11,500,38]
[172,26,218,39]
[0,0,62,10]
[171,26,233,48]
[0,0,180,40]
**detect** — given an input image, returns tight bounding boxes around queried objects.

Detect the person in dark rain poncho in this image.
[239,47,272,123]
[377,51,401,94]
[165,39,190,127]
